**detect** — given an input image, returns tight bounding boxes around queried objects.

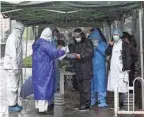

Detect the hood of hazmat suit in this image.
[32,28,65,101]
[40,28,52,42]
[89,28,103,42]
[4,21,24,70]
[88,28,108,107]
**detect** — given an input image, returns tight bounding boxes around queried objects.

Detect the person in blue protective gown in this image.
[88,28,108,107]
[32,28,65,113]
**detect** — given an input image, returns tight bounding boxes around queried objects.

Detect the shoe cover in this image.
[8,106,22,112]
[91,92,96,106]
[16,104,23,109]
[98,103,108,107]
[98,92,108,107]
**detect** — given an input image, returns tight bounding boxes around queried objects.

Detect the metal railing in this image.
[114,77,144,117]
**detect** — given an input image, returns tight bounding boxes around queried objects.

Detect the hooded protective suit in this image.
[32,28,65,112]
[88,28,108,107]
[4,21,24,107]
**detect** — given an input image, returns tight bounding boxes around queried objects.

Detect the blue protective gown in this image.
[88,29,108,107]
[32,38,65,102]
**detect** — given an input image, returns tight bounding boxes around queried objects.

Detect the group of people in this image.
[4,21,137,114]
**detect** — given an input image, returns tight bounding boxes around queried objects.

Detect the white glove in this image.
[66,53,76,59]
[14,69,21,74]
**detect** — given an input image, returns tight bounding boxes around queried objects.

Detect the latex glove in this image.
[14,69,20,74]
[74,53,81,59]
[57,45,62,50]
[66,53,76,59]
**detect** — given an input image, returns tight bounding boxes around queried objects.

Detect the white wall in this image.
[0,18,11,44]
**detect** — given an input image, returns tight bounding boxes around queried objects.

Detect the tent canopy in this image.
[1,1,141,27]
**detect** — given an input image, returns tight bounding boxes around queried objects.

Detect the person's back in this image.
[32,39,55,82]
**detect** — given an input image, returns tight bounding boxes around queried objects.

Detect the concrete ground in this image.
[0,66,144,117]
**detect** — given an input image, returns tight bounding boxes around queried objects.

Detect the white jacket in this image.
[4,22,24,70]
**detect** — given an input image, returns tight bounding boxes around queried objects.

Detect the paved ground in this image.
[0,65,144,117]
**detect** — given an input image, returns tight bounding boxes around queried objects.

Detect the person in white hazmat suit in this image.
[4,21,24,112]
[106,29,133,108]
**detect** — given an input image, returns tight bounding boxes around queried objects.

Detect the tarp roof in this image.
[1,1,142,27]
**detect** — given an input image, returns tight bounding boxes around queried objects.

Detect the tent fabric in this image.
[1,1,141,27]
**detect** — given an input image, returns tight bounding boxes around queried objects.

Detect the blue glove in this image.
[66,53,76,59]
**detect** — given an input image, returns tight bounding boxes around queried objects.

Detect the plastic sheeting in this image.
[1,1,141,26]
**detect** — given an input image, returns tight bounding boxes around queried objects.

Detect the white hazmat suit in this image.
[4,22,24,107]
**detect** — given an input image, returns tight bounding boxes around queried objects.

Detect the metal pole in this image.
[114,87,118,117]
[54,93,65,117]
[139,8,144,109]
[24,27,28,78]
[34,26,36,41]
[115,20,118,29]
[65,12,68,28]
[54,70,65,117]
[109,14,112,39]
[65,12,69,44]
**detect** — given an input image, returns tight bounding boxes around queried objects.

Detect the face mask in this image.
[92,40,98,47]
[113,35,120,42]
[75,38,81,42]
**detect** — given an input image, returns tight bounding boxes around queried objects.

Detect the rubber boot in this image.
[16,104,23,110]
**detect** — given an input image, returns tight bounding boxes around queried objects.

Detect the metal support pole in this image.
[109,10,112,39]
[8,18,11,34]
[65,13,68,44]
[34,26,36,41]
[24,27,28,78]
[54,93,65,117]
[60,71,64,94]
[54,70,65,117]
[109,22,111,40]
[139,8,144,109]
[115,20,118,29]
[65,13,68,28]
[114,87,118,117]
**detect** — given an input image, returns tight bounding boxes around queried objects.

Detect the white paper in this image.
[58,46,70,60]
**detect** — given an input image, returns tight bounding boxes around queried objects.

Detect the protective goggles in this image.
[72,31,82,38]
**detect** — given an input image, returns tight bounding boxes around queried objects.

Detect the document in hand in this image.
[58,46,70,60]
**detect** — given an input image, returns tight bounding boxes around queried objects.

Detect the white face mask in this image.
[92,40,98,47]
[113,35,120,42]
[75,38,81,42]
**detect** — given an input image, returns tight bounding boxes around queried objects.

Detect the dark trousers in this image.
[72,76,78,91]
[129,63,135,87]
[78,79,91,106]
